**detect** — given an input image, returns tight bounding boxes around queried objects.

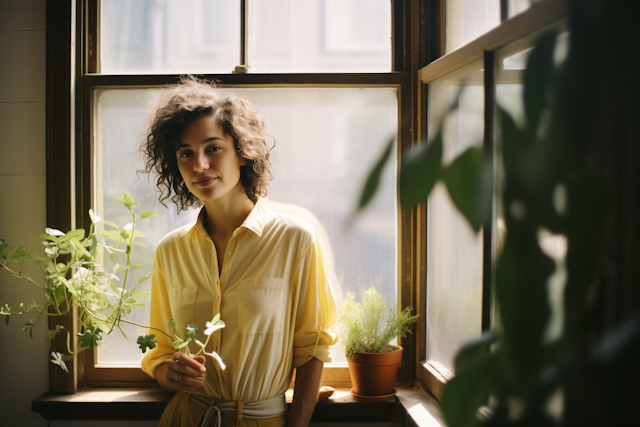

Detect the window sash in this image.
[416,0,568,398]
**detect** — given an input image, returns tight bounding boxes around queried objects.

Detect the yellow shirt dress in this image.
[141,199,338,427]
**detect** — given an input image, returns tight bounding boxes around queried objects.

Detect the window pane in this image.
[249,0,391,72]
[101,0,240,74]
[508,0,532,18]
[426,62,484,376]
[95,87,398,366]
[446,0,500,53]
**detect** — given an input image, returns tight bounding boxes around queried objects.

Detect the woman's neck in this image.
[202,187,255,240]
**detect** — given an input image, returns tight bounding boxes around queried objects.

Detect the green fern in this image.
[339,287,419,359]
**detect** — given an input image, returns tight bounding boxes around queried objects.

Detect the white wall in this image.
[0,0,49,426]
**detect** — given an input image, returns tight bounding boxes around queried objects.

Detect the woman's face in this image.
[176,115,246,204]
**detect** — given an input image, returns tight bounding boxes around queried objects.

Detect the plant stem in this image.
[119,317,173,340]
[2,265,46,289]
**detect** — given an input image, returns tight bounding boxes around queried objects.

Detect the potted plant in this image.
[339,287,418,401]
[0,193,225,374]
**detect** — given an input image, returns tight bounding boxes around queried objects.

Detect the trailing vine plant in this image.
[0,193,225,373]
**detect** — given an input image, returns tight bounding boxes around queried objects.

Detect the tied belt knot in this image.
[189,393,287,427]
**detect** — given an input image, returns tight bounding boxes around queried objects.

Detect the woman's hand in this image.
[156,352,208,395]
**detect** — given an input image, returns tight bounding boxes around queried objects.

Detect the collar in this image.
[193,198,270,239]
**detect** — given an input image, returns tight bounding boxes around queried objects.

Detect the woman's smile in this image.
[194,175,218,186]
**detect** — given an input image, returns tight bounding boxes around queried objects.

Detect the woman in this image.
[140,77,338,427]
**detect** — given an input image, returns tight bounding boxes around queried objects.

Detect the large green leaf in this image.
[454,330,500,374]
[441,146,492,233]
[441,351,499,427]
[399,134,443,210]
[523,30,557,136]
[357,137,395,210]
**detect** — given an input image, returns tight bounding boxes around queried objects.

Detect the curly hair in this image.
[142,77,274,211]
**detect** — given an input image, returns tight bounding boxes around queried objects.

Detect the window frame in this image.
[415,0,568,399]
[47,0,423,393]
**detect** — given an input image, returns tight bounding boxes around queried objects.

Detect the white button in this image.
[227,250,233,255]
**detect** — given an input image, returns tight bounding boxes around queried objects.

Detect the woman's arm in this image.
[289,357,323,427]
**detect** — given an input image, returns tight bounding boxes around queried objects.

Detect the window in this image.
[416,0,567,398]
[47,0,418,392]
[47,0,568,398]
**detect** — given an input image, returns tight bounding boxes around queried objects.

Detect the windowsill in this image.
[32,385,445,426]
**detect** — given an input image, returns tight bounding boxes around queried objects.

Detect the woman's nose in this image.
[193,153,209,171]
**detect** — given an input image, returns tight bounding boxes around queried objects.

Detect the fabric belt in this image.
[191,394,287,427]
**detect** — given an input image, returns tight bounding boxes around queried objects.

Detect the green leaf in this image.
[399,134,443,210]
[523,30,558,136]
[441,146,492,233]
[357,137,395,210]
[441,351,499,427]
[454,330,500,374]
[78,328,103,348]
[137,271,154,285]
[89,235,98,257]
[65,229,86,240]
[211,313,220,325]
[184,324,199,340]
[167,318,176,330]
[173,339,190,350]
[45,325,64,351]
[140,211,163,219]
[137,334,158,353]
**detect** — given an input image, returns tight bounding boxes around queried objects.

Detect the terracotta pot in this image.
[347,344,403,397]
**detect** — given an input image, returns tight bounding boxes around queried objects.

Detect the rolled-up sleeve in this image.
[292,232,338,368]
[140,253,174,379]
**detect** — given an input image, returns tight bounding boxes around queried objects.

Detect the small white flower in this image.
[203,350,226,370]
[50,351,69,373]
[45,228,65,237]
[72,267,91,280]
[88,209,101,224]
[204,319,225,336]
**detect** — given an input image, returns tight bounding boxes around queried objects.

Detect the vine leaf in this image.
[441,146,492,233]
[399,134,443,210]
[137,334,158,353]
[357,136,395,210]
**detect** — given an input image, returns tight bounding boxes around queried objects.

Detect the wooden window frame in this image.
[47,0,423,393]
[416,0,568,400]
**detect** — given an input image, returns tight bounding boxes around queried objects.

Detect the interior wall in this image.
[0,0,49,426]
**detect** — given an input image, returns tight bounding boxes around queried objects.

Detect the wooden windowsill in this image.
[32,385,444,426]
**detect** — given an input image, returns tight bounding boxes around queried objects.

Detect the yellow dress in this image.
[141,199,338,426]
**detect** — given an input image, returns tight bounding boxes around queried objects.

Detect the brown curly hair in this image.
[142,77,274,211]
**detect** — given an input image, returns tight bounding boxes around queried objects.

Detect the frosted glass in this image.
[100,0,391,74]
[101,0,241,74]
[249,0,391,72]
[446,0,500,53]
[426,62,484,375]
[508,0,532,18]
[95,87,398,366]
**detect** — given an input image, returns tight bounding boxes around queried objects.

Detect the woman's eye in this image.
[208,146,221,153]
[178,151,192,158]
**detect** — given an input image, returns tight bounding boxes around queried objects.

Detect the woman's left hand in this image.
[157,352,208,395]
